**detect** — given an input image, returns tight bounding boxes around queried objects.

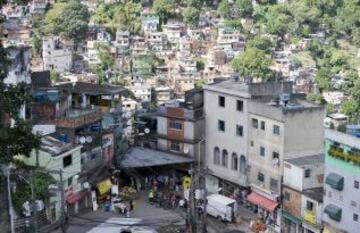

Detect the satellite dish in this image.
[79,136,86,144]
[83,182,90,189]
[144,128,150,134]
[86,136,93,143]
[183,147,189,154]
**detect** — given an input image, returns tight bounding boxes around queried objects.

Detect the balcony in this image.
[328,147,360,166]
[303,210,317,225]
[56,107,102,129]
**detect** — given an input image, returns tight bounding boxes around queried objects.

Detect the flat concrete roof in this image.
[118,147,195,168]
[285,154,324,166]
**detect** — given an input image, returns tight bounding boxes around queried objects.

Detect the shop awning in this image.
[118,147,195,168]
[97,179,112,195]
[247,192,279,212]
[66,192,84,204]
[324,204,342,222]
[282,211,302,225]
[325,173,344,191]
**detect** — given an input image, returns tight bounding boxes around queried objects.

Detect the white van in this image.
[206,194,237,222]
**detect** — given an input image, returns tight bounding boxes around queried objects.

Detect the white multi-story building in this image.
[127,82,152,102]
[42,37,72,72]
[203,79,324,229]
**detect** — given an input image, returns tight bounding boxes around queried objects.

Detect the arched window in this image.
[240,155,247,174]
[222,150,228,168]
[214,147,220,165]
[232,153,238,171]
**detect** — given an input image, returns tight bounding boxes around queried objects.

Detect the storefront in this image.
[246,185,280,231]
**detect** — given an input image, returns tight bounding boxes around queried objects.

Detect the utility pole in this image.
[30,171,38,233]
[59,169,67,233]
[5,165,15,233]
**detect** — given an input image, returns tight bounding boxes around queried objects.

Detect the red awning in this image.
[66,192,84,205]
[247,192,279,212]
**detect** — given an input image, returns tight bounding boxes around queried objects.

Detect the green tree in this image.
[187,0,202,8]
[0,42,40,164]
[153,0,175,24]
[306,93,324,104]
[246,35,272,53]
[315,68,332,92]
[95,43,115,70]
[183,7,200,28]
[235,0,253,18]
[44,0,90,43]
[217,0,231,19]
[224,20,244,31]
[231,48,274,81]
[265,5,293,38]
[340,99,359,119]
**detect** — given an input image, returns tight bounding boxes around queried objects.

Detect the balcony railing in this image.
[328,147,360,166]
[56,107,102,128]
[303,210,317,225]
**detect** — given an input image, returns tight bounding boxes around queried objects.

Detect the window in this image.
[261,121,265,130]
[236,125,243,137]
[250,141,254,147]
[236,100,243,112]
[68,177,73,187]
[218,96,225,107]
[260,146,265,157]
[306,201,314,211]
[252,119,258,128]
[270,178,278,190]
[214,147,220,165]
[232,153,238,170]
[258,172,265,182]
[63,155,72,168]
[305,169,311,178]
[351,201,357,207]
[284,191,290,201]
[218,120,225,132]
[169,121,182,130]
[222,150,228,167]
[273,125,280,135]
[272,152,279,159]
[170,141,181,152]
[355,180,359,189]
[354,213,359,222]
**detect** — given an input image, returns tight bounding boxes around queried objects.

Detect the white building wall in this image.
[283,162,304,191]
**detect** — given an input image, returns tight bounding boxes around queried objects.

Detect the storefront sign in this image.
[97,179,112,195]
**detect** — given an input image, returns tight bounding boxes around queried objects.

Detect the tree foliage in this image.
[217,0,231,19]
[183,7,200,28]
[246,35,272,53]
[235,0,253,18]
[44,0,90,42]
[0,42,40,164]
[153,0,176,24]
[231,48,274,81]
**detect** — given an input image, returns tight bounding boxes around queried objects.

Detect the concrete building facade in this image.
[322,129,360,233]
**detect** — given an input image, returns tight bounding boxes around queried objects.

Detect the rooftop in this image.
[57,82,125,96]
[40,136,81,156]
[303,187,323,202]
[285,154,324,166]
[325,128,360,148]
[118,147,194,168]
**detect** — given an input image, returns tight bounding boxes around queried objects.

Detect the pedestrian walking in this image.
[148,189,154,203]
[129,200,134,211]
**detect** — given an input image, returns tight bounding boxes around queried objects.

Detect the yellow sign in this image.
[303,210,316,225]
[97,179,112,195]
[182,176,191,190]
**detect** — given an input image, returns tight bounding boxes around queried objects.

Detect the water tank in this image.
[346,125,360,138]
[58,134,68,143]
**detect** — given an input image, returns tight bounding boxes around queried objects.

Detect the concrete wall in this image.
[284,162,303,191]
[283,109,325,158]
[204,90,248,187]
